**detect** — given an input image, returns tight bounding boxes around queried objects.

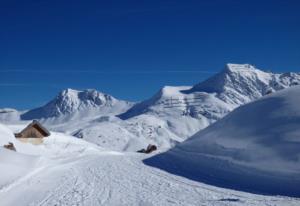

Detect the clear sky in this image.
[1,0,300,110]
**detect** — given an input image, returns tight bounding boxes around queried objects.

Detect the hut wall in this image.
[17,138,43,145]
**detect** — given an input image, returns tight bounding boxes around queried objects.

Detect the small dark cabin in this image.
[14,120,50,144]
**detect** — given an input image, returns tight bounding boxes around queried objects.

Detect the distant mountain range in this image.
[1,63,300,151]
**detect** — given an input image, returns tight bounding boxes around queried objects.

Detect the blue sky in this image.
[1,0,300,109]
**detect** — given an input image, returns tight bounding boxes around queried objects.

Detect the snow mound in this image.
[145,86,300,197]
[0,124,16,146]
[0,123,102,158]
[0,124,39,189]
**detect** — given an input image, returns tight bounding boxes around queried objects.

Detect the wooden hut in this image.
[14,120,50,145]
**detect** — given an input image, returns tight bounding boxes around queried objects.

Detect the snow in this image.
[0,148,38,190]
[145,86,300,197]
[1,63,300,204]
[0,124,38,189]
[116,64,300,150]
[1,63,300,152]
[1,64,300,152]
[21,88,133,120]
[1,122,300,205]
[0,108,21,123]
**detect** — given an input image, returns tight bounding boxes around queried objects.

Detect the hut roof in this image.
[19,120,50,137]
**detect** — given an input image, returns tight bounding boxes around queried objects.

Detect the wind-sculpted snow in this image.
[145,86,300,197]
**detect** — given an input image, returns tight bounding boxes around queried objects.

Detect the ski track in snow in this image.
[0,152,299,206]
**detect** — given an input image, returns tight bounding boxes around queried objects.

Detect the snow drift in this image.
[145,86,300,197]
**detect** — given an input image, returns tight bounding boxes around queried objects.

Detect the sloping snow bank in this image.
[0,123,104,191]
[145,86,300,197]
[0,148,38,189]
[0,124,38,189]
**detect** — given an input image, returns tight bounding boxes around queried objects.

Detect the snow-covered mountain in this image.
[190,63,300,106]
[21,88,133,120]
[112,64,300,149]
[1,63,300,152]
[120,63,300,120]
[145,86,300,197]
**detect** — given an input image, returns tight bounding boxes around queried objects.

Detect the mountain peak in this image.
[21,88,131,120]
[189,63,271,93]
[60,88,79,95]
[119,63,300,121]
[189,63,300,106]
[225,63,257,72]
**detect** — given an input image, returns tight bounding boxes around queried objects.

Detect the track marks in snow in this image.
[0,153,299,206]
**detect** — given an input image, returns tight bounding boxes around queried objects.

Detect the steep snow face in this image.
[145,86,300,196]
[21,89,133,120]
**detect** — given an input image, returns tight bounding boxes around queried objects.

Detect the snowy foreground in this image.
[146,86,300,197]
[0,125,299,206]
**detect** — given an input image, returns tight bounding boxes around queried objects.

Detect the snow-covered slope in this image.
[0,124,37,189]
[114,64,300,150]
[145,86,300,197]
[119,85,232,122]
[0,123,299,205]
[21,88,133,121]
[0,148,38,190]
[65,86,224,151]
